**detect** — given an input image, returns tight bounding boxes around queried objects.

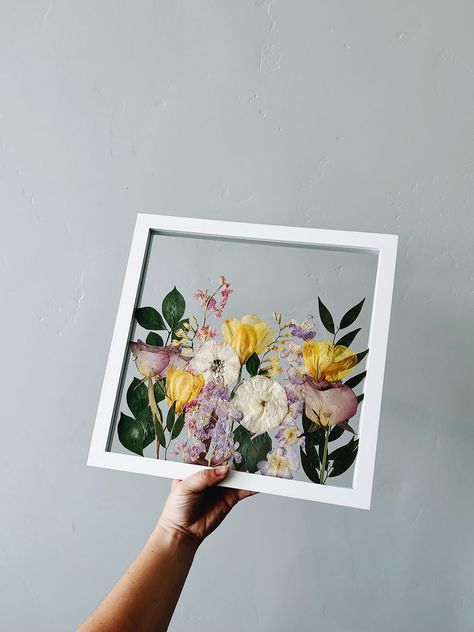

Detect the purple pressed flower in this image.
[288,316,316,341]
[177,379,241,466]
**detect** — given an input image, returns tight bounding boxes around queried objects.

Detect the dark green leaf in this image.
[339,298,365,329]
[135,406,156,447]
[171,412,185,440]
[336,328,361,348]
[300,443,320,483]
[318,297,335,334]
[345,371,367,389]
[355,349,369,365]
[153,379,166,403]
[328,438,359,477]
[245,432,272,473]
[357,393,364,403]
[154,415,166,448]
[328,425,345,442]
[117,413,144,456]
[233,425,251,470]
[126,378,148,417]
[166,401,176,432]
[329,437,358,461]
[146,332,164,346]
[162,287,185,329]
[234,425,251,449]
[135,306,167,330]
[246,352,260,377]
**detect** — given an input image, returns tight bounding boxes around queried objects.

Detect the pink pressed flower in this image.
[302,376,358,427]
[129,340,186,378]
[196,325,217,341]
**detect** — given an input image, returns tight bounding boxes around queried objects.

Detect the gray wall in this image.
[1,2,473,631]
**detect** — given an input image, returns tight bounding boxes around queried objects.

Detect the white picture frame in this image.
[88,214,397,509]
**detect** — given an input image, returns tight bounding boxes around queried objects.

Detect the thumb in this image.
[180,466,229,493]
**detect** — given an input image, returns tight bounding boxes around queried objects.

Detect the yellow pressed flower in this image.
[222,314,274,363]
[165,365,204,413]
[303,340,357,381]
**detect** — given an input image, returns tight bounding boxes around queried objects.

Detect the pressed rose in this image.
[303,340,357,382]
[233,375,288,434]
[190,340,240,386]
[222,314,274,363]
[130,340,186,378]
[165,365,205,413]
[302,377,358,428]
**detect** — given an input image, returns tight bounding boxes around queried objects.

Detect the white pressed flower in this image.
[190,340,240,386]
[257,447,299,479]
[233,375,288,434]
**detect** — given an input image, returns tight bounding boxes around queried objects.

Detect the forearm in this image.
[79,526,198,632]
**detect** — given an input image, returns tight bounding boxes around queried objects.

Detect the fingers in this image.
[180,466,229,494]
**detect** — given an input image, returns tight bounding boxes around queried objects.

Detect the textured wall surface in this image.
[1,2,473,631]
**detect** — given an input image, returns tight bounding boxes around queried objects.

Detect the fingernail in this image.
[214,465,228,476]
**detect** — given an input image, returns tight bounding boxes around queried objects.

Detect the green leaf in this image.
[328,438,359,478]
[246,352,260,377]
[329,437,358,461]
[336,328,361,348]
[328,425,345,442]
[146,332,164,346]
[234,427,271,473]
[339,298,365,329]
[357,393,364,403]
[300,441,320,483]
[162,287,185,329]
[355,349,369,365]
[233,425,252,471]
[171,412,185,440]
[153,379,166,403]
[135,306,167,330]
[118,413,144,456]
[245,432,272,473]
[344,371,367,389]
[234,425,251,448]
[166,401,176,432]
[318,297,335,334]
[126,378,148,417]
[135,406,156,448]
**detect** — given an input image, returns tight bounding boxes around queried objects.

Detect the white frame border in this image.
[88,214,398,509]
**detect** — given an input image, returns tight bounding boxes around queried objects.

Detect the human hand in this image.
[155,466,256,546]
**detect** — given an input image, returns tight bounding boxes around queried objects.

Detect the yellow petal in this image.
[303,340,356,381]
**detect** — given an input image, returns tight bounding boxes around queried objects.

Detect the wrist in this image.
[149,522,201,557]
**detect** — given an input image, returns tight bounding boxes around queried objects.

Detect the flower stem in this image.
[320,428,329,484]
[148,377,163,458]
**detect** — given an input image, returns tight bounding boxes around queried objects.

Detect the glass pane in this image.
[108,230,379,489]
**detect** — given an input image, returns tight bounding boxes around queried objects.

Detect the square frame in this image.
[88,214,397,509]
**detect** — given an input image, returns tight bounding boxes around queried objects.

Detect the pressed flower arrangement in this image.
[117,275,369,485]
